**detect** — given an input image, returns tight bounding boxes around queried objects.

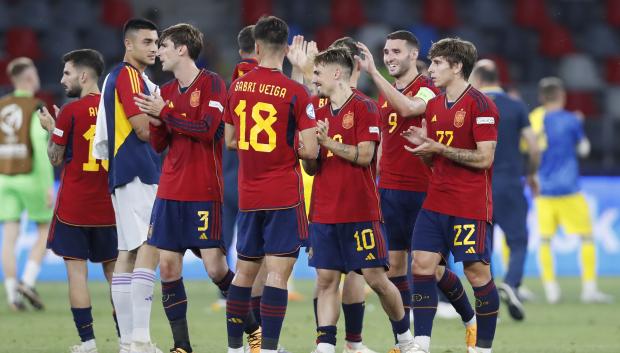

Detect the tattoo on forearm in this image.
[47,140,65,166]
[443,147,483,163]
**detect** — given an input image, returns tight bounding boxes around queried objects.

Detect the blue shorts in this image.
[147,198,224,253]
[47,217,118,263]
[412,209,492,264]
[308,221,389,273]
[493,184,528,240]
[236,204,308,260]
[379,188,426,251]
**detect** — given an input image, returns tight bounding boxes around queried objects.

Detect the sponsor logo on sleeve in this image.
[369,126,380,134]
[476,116,495,125]
[53,128,64,137]
[306,103,316,119]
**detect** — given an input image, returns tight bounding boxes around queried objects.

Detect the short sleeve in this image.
[51,105,72,146]
[116,66,144,118]
[472,97,499,142]
[355,99,381,143]
[294,87,317,131]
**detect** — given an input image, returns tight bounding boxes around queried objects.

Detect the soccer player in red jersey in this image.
[401,38,500,353]
[38,49,117,353]
[223,16,319,353]
[357,32,477,351]
[305,47,417,353]
[94,18,162,353]
[288,36,379,353]
[134,23,261,353]
[232,25,259,81]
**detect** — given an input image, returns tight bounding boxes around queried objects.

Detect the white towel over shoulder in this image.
[93,70,159,160]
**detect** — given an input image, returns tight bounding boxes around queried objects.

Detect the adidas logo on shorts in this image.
[365,253,376,261]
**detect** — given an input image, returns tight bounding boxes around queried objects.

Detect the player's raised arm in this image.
[39,105,66,166]
[357,39,431,118]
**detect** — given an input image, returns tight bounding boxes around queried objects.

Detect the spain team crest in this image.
[190,90,201,107]
[342,111,354,129]
[454,109,466,128]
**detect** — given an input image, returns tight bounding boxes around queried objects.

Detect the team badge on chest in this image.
[454,109,466,128]
[342,111,354,129]
[190,90,201,107]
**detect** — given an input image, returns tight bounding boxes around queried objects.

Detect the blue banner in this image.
[1,177,619,281]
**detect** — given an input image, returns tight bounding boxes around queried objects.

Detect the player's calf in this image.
[463,263,498,353]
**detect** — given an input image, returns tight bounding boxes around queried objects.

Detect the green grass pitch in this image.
[1,277,618,352]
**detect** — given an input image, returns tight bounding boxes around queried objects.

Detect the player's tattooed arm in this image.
[440,141,496,169]
[317,119,375,166]
[47,141,66,166]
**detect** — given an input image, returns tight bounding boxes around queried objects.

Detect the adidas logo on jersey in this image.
[431,115,437,122]
[199,233,208,240]
[365,253,376,261]
[466,247,476,254]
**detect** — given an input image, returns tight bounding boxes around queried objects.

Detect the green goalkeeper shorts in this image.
[0,174,52,223]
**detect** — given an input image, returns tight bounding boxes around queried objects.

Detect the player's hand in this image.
[316,119,330,145]
[355,42,377,74]
[401,118,428,145]
[527,174,540,196]
[38,106,58,132]
[306,41,318,61]
[287,35,308,69]
[134,91,166,117]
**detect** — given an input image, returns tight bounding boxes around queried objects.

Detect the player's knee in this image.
[316,272,340,293]
[364,274,390,296]
[463,264,492,287]
[434,265,446,281]
[206,265,228,282]
[411,255,436,276]
[159,259,181,281]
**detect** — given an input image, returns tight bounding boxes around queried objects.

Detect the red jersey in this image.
[310,92,382,223]
[150,70,226,202]
[423,85,499,222]
[224,66,316,210]
[231,58,258,81]
[378,75,439,192]
[311,88,372,110]
[52,93,115,226]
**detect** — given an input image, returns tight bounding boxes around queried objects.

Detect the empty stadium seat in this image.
[331,0,365,29]
[558,54,602,90]
[241,0,273,26]
[514,0,551,29]
[604,86,620,117]
[605,56,620,84]
[606,0,620,27]
[314,26,345,51]
[565,91,600,118]
[6,27,42,60]
[423,0,458,29]
[101,0,134,27]
[539,23,575,58]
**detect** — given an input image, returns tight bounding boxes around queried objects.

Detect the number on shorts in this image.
[197,211,209,231]
[453,224,475,246]
[354,229,376,251]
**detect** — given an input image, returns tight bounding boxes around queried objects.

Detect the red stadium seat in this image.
[514,0,551,29]
[5,27,42,60]
[539,23,575,58]
[565,91,600,118]
[241,0,273,26]
[101,0,133,27]
[314,26,345,51]
[35,90,57,112]
[331,0,365,29]
[0,58,11,85]
[423,0,458,29]
[605,56,620,84]
[606,0,620,27]
[482,54,512,85]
